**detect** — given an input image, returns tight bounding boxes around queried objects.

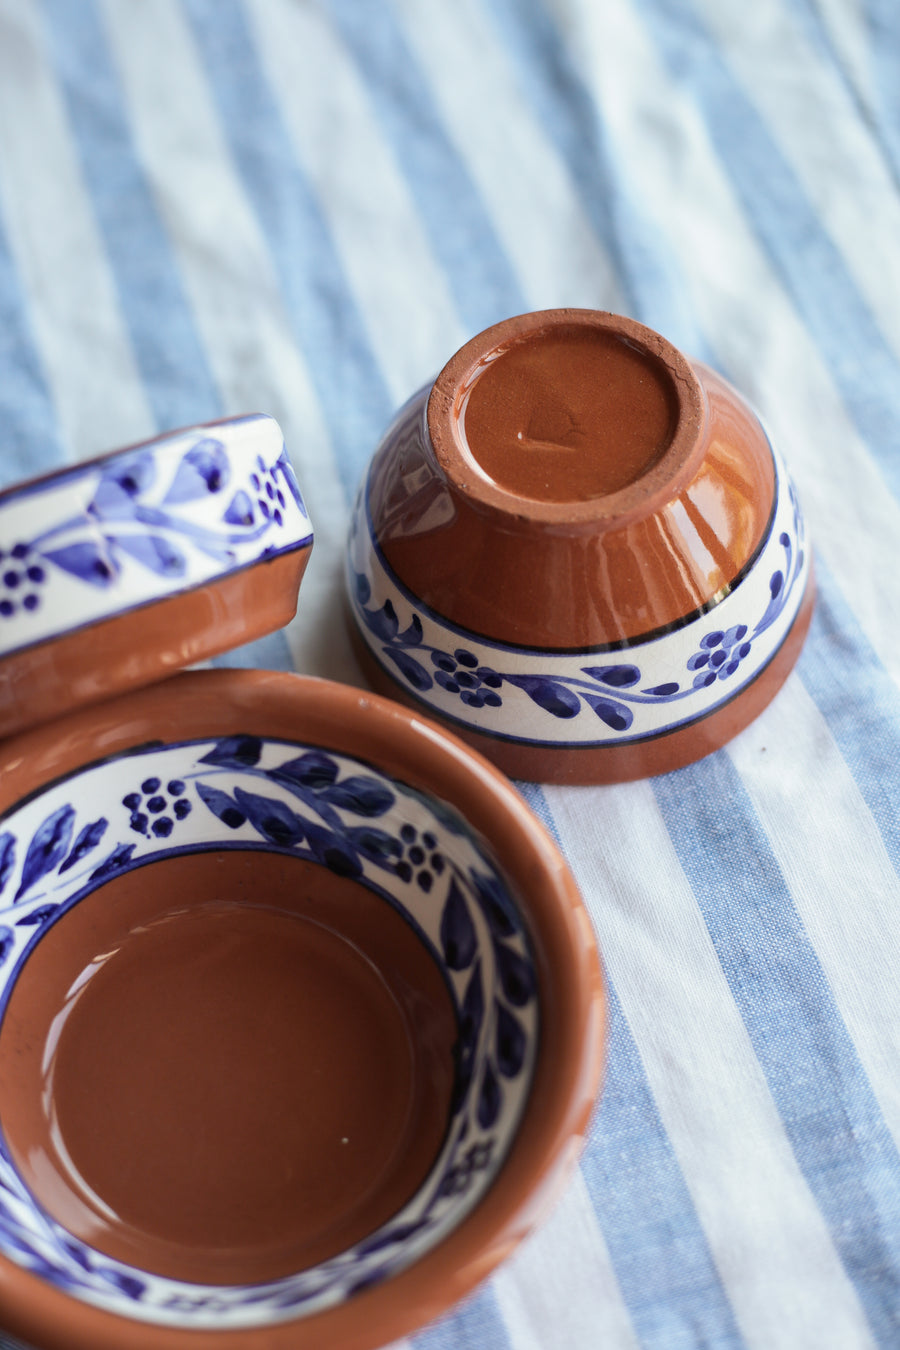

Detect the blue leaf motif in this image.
[398,614,424,645]
[90,843,137,881]
[581,692,633,732]
[15,804,75,901]
[270,752,338,790]
[15,903,58,927]
[495,1001,526,1077]
[383,647,433,692]
[0,927,13,966]
[199,735,262,768]
[0,833,15,896]
[224,490,255,527]
[275,448,306,509]
[109,533,186,577]
[163,438,229,502]
[494,940,535,1007]
[364,599,399,643]
[348,827,401,866]
[477,1058,502,1129]
[322,776,394,817]
[582,663,641,688]
[645,682,680,697]
[42,542,118,587]
[472,871,519,938]
[89,456,154,518]
[453,960,484,1114]
[504,674,580,719]
[195,783,247,830]
[59,818,108,874]
[440,877,478,970]
[233,787,305,847]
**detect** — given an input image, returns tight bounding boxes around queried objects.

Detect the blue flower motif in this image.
[686,624,753,686]
[430,648,503,709]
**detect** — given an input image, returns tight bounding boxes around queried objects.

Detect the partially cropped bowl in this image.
[0,414,313,739]
[345,308,815,783]
[0,669,604,1350]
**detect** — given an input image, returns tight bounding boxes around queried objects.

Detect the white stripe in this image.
[690,0,900,362]
[545,0,900,691]
[547,778,874,1350]
[493,1168,640,1350]
[800,0,877,139]
[728,677,900,1150]
[245,0,464,406]
[393,0,626,315]
[99,0,357,683]
[0,0,152,460]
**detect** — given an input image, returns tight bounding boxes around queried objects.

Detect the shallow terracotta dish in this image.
[346,308,814,783]
[0,414,313,739]
[0,669,604,1350]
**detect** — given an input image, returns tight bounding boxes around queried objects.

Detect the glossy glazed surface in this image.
[0,416,313,739]
[369,313,773,650]
[459,323,679,502]
[347,309,812,783]
[0,853,455,1286]
[0,670,605,1350]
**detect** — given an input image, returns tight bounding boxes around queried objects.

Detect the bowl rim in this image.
[0,669,606,1350]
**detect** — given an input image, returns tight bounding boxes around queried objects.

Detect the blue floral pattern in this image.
[0,737,537,1330]
[0,416,312,655]
[347,449,809,747]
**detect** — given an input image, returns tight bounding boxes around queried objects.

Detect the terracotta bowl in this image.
[0,669,604,1350]
[345,309,815,783]
[0,415,313,740]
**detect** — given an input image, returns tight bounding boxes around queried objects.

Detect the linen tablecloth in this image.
[0,2,898,1347]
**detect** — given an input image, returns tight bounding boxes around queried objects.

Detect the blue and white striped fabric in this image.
[0,2,898,1348]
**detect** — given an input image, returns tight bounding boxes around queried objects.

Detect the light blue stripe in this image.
[865,0,900,181]
[413,1284,512,1350]
[0,208,65,486]
[653,756,900,1346]
[182,0,395,500]
[797,562,900,880]
[482,0,707,353]
[324,0,525,335]
[40,0,222,433]
[634,0,900,503]
[521,783,744,1349]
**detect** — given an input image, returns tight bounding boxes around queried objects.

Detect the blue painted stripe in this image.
[324,0,524,336]
[797,561,900,880]
[413,1284,513,1350]
[653,755,900,1344]
[40,0,222,433]
[182,0,394,500]
[634,0,900,503]
[482,0,707,353]
[0,207,65,484]
[520,783,744,1349]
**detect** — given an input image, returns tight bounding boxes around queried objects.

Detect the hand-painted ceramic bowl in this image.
[0,669,604,1350]
[0,415,313,740]
[345,309,815,783]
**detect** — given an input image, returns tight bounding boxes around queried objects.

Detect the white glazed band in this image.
[0,415,313,658]
[347,443,810,748]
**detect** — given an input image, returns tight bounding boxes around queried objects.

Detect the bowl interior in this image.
[0,732,539,1330]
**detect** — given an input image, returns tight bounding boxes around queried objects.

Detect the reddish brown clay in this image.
[0,852,455,1286]
[0,549,310,740]
[0,670,606,1350]
[351,309,813,783]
